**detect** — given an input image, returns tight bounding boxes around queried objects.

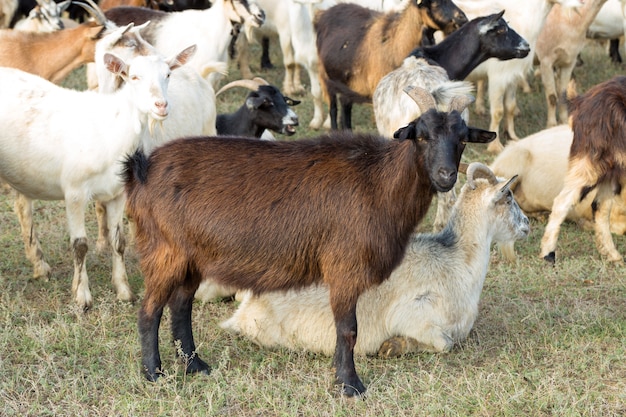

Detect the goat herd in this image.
[0,0,624,398]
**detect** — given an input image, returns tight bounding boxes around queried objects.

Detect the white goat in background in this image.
[221,163,529,356]
[0,25,195,310]
[536,0,609,128]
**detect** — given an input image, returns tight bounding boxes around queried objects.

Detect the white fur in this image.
[0,33,192,310]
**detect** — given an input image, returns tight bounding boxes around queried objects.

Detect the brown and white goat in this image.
[314,0,467,130]
[492,124,626,262]
[541,75,626,264]
[536,0,609,128]
[0,0,110,84]
[122,87,495,397]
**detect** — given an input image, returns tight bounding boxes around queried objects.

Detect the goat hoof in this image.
[543,252,556,265]
[185,357,211,376]
[337,380,367,398]
[378,336,410,358]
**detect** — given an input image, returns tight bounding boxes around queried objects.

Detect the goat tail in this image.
[122,149,150,188]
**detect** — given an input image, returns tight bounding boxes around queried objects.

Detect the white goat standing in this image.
[0,28,195,310]
[235,0,326,129]
[104,0,264,88]
[91,24,226,252]
[454,0,584,153]
[536,0,609,128]
[221,162,530,356]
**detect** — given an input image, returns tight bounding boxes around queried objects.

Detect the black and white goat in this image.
[215,77,299,138]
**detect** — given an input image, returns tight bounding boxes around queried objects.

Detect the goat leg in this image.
[139,303,165,381]
[331,300,365,397]
[169,276,210,376]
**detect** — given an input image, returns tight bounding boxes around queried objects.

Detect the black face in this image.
[481,13,531,61]
[420,0,468,35]
[394,109,496,192]
[249,86,299,136]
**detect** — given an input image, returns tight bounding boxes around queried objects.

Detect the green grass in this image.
[0,41,625,416]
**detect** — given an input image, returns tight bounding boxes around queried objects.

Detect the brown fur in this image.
[540,75,626,263]
[123,110,495,396]
[0,22,105,84]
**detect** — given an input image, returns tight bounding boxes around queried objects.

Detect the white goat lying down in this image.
[221,163,530,356]
[0,27,195,310]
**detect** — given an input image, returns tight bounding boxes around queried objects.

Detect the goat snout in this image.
[250,8,265,27]
[282,112,299,136]
[152,100,169,119]
[516,40,531,58]
[434,167,458,191]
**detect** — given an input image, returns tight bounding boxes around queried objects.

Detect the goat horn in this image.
[216,79,263,96]
[403,85,436,113]
[448,94,476,113]
[73,0,107,25]
[252,77,270,86]
[466,162,498,190]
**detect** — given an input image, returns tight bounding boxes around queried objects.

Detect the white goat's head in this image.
[104,45,196,123]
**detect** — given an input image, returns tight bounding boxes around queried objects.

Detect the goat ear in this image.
[284,97,301,106]
[168,45,197,70]
[103,53,129,78]
[491,10,505,23]
[493,175,518,204]
[466,128,497,144]
[393,119,428,141]
[246,95,267,110]
[58,0,71,12]
[393,123,416,140]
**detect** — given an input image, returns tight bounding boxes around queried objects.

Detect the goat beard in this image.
[148,117,166,137]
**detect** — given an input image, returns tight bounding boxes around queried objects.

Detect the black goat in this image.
[122,87,495,397]
[216,77,300,138]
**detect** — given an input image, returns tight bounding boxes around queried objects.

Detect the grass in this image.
[0,41,625,416]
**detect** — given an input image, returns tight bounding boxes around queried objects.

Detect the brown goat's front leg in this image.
[169,276,210,376]
[331,297,365,397]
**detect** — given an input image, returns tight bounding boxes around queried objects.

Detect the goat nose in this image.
[154,100,169,118]
[438,167,457,182]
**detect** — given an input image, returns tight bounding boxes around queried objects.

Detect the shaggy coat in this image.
[541,75,626,263]
[123,103,495,397]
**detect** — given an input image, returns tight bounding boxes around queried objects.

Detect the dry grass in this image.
[0,41,625,416]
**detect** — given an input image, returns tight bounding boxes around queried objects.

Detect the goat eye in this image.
[130,75,140,81]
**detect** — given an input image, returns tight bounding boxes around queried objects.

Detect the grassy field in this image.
[0,40,625,416]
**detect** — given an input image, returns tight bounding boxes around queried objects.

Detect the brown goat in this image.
[315,0,467,130]
[0,0,110,84]
[541,75,626,264]
[122,87,495,397]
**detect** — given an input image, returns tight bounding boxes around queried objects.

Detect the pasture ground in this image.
[0,41,624,416]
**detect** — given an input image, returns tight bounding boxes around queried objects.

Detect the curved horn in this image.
[73,0,107,25]
[449,94,476,113]
[466,162,498,190]
[252,77,270,86]
[216,79,263,96]
[403,85,436,113]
